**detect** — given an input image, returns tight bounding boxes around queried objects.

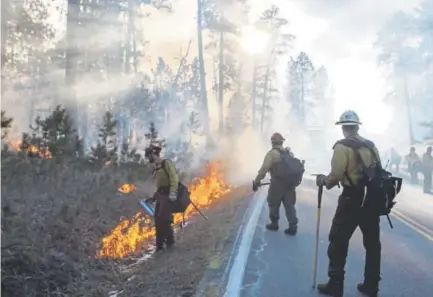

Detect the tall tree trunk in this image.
[404,74,415,144]
[196,0,210,134]
[260,49,275,133]
[125,0,133,73]
[212,56,218,103]
[218,31,224,134]
[260,65,269,133]
[28,87,35,128]
[300,72,305,128]
[251,61,257,128]
[1,0,9,98]
[126,0,138,73]
[65,0,79,129]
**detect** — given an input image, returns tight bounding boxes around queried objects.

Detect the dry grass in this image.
[1,155,153,297]
[119,186,251,297]
[1,153,251,297]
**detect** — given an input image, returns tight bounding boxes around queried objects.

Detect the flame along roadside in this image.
[98,162,231,259]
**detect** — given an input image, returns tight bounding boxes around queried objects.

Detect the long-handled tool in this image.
[312,184,323,289]
[143,196,208,221]
[189,200,208,220]
[251,180,270,193]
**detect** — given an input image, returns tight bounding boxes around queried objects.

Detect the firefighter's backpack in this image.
[272,147,305,187]
[162,160,191,213]
[335,138,403,216]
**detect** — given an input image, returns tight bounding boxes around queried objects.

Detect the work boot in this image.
[284,225,297,236]
[357,283,378,297]
[317,279,343,297]
[155,246,165,253]
[266,222,279,231]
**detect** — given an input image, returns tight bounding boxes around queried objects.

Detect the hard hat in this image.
[271,132,285,144]
[335,110,362,126]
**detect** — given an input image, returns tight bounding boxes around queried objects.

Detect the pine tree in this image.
[90,111,118,165]
[186,111,201,144]
[287,52,314,128]
[23,105,82,158]
[119,141,142,164]
[145,122,165,148]
[1,110,13,139]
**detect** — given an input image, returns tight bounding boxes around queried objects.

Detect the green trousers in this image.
[267,183,298,227]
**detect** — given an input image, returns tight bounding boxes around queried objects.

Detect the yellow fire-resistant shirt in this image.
[254,145,294,184]
[154,159,178,193]
[325,135,381,189]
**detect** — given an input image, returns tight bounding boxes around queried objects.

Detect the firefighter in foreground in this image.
[315,110,382,297]
[145,144,179,252]
[252,132,302,235]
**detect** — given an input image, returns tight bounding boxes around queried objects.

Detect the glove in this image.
[145,196,155,204]
[252,180,260,192]
[168,191,177,202]
[316,174,327,187]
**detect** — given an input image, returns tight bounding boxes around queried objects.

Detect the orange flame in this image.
[7,140,52,159]
[98,161,231,259]
[118,184,136,194]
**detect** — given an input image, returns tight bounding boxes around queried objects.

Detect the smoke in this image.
[212,127,268,186]
[4,0,431,187]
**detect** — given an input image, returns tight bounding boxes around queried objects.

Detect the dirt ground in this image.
[118,186,251,297]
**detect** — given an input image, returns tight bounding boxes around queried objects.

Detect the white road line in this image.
[224,188,266,297]
[392,210,433,242]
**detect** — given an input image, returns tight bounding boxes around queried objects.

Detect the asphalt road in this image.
[223,180,433,297]
[392,183,433,241]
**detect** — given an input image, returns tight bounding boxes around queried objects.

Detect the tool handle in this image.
[318,185,323,209]
[386,214,394,229]
[312,210,321,288]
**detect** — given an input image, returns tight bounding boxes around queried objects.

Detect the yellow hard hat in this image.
[335,110,362,126]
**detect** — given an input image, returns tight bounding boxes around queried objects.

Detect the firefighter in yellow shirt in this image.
[315,110,382,297]
[253,132,299,235]
[145,144,178,252]
[406,147,421,184]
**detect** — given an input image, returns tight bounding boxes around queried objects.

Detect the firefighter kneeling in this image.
[145,144,178,252]
[315,110,382,297]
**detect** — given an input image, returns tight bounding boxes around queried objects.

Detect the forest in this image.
[1,0,433,296]
[1,0,338,155]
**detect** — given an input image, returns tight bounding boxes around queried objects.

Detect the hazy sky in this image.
[266,0,422,135]
[72,0,422,137]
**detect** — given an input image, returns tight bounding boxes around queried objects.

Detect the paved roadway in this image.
[223,179,433,297]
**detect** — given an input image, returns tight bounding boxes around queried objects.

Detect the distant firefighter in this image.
[422,146,433,194]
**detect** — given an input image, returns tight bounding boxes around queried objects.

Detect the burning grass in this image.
[98,162,232,259]
[1,155,152,297]
[119,186,251,297]
[1,153,245,297]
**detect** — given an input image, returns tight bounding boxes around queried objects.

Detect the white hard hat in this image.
[335,110,362,126]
